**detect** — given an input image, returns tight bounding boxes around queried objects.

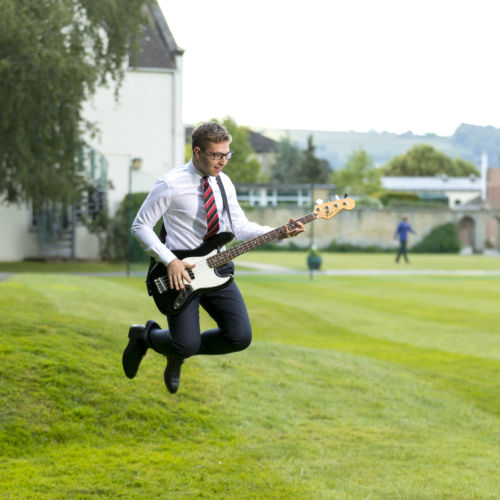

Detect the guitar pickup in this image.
[154,277,168,294]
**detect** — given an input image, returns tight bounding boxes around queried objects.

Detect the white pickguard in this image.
[182,249,232,291]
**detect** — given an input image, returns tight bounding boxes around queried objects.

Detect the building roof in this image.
[130,3,183,70]
[248,130,278,153]
[381,175,482,192]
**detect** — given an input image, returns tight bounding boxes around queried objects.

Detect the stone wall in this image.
[241,205,500,253]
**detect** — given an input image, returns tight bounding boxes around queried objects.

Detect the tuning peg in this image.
[344,193,349,198]
[315,198,324,204]
[335,195,339,200]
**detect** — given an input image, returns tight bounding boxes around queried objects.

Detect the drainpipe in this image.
[71,205,77,259]
[172,66,182,166]
[161,65,183,168]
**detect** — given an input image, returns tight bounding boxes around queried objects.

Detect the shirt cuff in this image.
[147,243,177,266]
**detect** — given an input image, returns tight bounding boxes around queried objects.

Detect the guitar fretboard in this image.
[206,212,317,268]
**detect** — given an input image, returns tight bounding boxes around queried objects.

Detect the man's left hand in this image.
[280,218,305,239]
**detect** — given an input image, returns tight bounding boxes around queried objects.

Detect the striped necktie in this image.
[201,176,219,240]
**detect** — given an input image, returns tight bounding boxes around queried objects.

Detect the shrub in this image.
[324,241,391,253]
[253,241,303,252]
[379,191,420,206]
[353,197,383,208]
[411,222,461,253]
[103,192,161,262]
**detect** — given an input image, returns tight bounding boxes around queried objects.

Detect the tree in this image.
[270,136,303,183]
[0,0,151,209]
[382,144,479,177]
[270,135,330,184]
[295,136,331,184]
[331,149,381,197]
[216,117,261,183]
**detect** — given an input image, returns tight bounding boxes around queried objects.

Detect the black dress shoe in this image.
[122,320,159,379]
[164,356,184,394]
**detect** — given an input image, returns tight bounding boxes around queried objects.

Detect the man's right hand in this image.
[167,258,195,291]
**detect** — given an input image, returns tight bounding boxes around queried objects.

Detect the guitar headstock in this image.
[314,197,355,220]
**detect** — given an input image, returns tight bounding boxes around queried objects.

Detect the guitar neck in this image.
[207,212,317,268]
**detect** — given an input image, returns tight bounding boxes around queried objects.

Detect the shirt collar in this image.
[187,159,201,176]
[189,158,211,182]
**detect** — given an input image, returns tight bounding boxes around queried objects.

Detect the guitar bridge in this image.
[154,277,168,294]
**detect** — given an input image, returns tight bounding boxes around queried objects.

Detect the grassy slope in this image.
[0,271,499,499]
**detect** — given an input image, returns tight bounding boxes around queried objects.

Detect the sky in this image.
[158,0,500,137]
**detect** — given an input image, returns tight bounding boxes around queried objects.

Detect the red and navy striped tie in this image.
[202,176,219,240]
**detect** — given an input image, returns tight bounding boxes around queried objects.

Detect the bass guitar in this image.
[146,197,355,315]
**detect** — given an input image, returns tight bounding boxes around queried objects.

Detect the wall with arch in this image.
[242,205,500,253]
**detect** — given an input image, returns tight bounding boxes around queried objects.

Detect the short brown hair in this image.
[192,122,232,151]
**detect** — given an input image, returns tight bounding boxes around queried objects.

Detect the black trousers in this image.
[151,263,252,358]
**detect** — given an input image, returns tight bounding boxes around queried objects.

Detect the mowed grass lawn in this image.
[2,250,500,274]
[236,250,500,271]
[0,255,499,498]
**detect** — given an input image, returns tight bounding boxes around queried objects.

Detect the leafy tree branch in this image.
[0,0,151,209]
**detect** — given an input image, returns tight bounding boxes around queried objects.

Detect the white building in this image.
[83,4,184,214]
[0,4,183,261]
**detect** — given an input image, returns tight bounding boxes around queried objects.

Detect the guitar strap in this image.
[159,220,167,244]
[216,175,234,233]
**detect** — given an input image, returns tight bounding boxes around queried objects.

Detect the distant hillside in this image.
[260,124,500,170]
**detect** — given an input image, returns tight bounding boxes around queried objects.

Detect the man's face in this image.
[193,141,231,177]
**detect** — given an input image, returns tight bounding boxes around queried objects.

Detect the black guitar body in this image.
[146,232,235,316]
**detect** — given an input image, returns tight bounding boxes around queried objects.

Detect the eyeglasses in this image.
[203,149,234,161]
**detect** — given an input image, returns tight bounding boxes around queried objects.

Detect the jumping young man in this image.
[122,122,304,393]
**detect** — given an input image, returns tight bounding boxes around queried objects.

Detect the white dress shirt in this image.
[131,160,274,265]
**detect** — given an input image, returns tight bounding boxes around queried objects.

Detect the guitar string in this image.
[158,215,316,287]
[156,201,351,290]
[159,214,317,287]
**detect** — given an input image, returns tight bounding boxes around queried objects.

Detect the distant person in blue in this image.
[394,216,416,263]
